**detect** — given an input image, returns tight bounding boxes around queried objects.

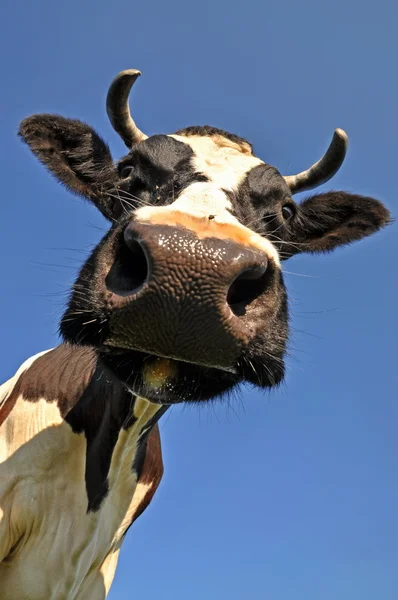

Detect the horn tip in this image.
[122,68,142,76]
[334,128,349,146]
[113,69,142,81]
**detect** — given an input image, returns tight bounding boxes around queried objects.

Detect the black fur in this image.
[116,134,209,211]
[280,191,391,256]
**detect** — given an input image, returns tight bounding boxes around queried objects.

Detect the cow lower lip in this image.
[145,353,238,374]
[102,344,238,374]
[98,346,241,404]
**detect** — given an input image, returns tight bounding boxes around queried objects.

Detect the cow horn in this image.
[106,69,148,147]
[284,129,348,194]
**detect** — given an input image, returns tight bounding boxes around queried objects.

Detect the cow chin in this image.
[60,303,286,402]
[60,273,288,404]
[98,347,238,404]
[98,346,285,405]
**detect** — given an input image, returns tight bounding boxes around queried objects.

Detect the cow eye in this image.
[282,204,295,220]
[120,165,134,179]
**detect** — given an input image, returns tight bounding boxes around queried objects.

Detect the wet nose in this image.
[105,222,270,368]
[121,223,269,313]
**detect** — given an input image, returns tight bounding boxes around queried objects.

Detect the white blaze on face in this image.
[134,134,280,265]
[170,134,263,191]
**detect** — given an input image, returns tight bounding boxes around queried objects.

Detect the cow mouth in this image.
[99,347,240,404]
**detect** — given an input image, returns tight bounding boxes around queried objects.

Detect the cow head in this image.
[19,70,390,404]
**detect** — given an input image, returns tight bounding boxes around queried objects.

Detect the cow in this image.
[0,69,390,599]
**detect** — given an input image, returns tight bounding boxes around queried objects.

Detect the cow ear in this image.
[283,192,391,257]
[19,114,123,221]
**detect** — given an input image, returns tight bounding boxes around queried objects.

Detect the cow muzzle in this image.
[104,222,272,370]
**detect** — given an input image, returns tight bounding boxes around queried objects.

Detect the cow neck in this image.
[17,343,168,511]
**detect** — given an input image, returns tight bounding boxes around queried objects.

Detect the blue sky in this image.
[1,0,397,598]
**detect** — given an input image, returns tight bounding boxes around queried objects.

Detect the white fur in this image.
[170,134,263,190]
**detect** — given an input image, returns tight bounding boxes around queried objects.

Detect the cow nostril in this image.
[106,236,149,296]
[227,264,268,316]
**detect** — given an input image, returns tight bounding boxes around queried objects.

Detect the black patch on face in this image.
[228,164,290,224]
[175,125,253,153]
[227,163,296,257]
[115,134,209,211]
[17,344,166,512]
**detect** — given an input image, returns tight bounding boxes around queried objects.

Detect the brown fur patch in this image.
[205,134,253,156]
[131,424,164,524]
[174,125,253,156]
[16,345,97,415]
[0,378,21,427]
